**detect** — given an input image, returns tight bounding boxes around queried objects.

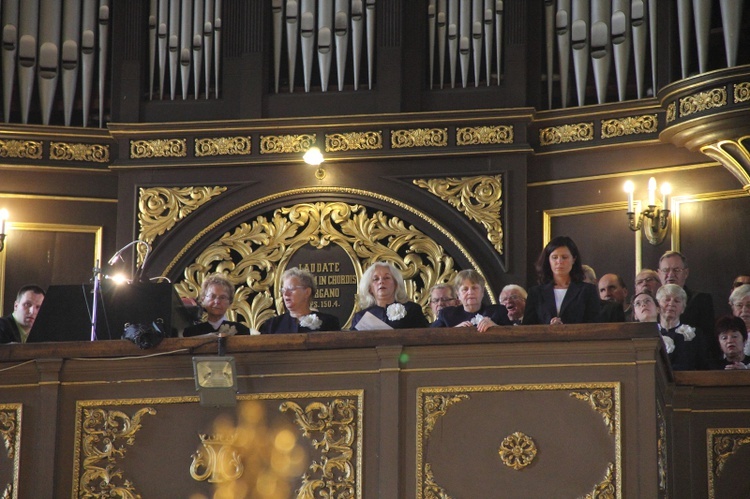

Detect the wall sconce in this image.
[0,208,8,252]
[624,177,671,245]
[303,146,325,180]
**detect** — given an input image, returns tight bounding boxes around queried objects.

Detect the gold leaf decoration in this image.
[600,115,658,139]
[325,131,383,151]
[194,136,252,157]
[138,186,227,265]
[423,463,453,499]
[130,138,187,158]
[0,410,17,459]
[539,123,594,146]
[259,134,316,154]
[174,201,457,330]
[391,128,448,148]
[581,462,616,499]
[280,399,357,498]
[456,125,513,145]
[710,429,750,478]
[679,88,727,118]
[666,102,676,123]
[423,394,469,440]
[570,389,616,434]
[78,407,156,498]
[50,142,110,162]
[0,139,42,159]
[190,433,244,483]
[734,82,750,103]
[498,432,537,470]
[657,404,667,492]
[414,175,504,254]
[0,405,20,499]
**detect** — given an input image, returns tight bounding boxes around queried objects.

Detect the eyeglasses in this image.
[658,267,685,275]
[281,286,307,294]
[430,297,456,304]
[204,293,230,302]
[635,276,659,286]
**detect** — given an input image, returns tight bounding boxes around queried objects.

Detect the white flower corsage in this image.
[217,324,238,337]
[470,314,485,326]
[661,335,675,354]
[675,324,696,341]
[386,303,407,321]
[299,313,323,331]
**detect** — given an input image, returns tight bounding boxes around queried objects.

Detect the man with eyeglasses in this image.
[428,284,459,321]
[183,273,250,337]
[658,250,716,362]
[499,285,527,325]
[634,269,661,296]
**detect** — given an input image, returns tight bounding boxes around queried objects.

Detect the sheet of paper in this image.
[354,311,393,331]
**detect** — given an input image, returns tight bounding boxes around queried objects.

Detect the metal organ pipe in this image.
[17,0,39,124]
[2,0,19,122]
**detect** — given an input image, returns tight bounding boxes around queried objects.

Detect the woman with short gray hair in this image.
[656,284,701,370]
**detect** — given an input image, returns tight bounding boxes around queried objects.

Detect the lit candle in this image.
[623,181,634,213]
[647,177,656,206]
[661,182,671,211]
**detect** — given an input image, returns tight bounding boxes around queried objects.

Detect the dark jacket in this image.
[431,304,511,328]
[522,281,600,325]
[183,320,250,337]
[261,312,340,334]
[0,315,23,343]
[352,301,428,330]
[660,323,701,371]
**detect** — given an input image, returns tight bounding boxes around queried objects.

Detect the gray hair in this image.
[655,283,687,304]
[282,267,317,294]
[358,262,408,309]
[429,283,456,298]
[500,284,527,300]
[659,250,688,268]
[200,273,235,303]
[730,284,750,306]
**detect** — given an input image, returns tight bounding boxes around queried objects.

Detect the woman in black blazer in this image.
[522,236,600,325]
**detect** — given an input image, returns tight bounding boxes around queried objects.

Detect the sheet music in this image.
[354,311,393,331]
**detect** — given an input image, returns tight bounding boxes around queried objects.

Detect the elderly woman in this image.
[710,315,749,370]
[183,273,250,337]
[632,291,659,323]
[261,268,340,334]
[656,284,702,370]
[729,284,750,356]
[351,262,428,330]
[432,270,510,331]
[522,236,600,325]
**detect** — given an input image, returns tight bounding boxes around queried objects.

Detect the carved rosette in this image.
[50,142,110,162]
[76,407,156,498]
[325,131,383,151]
[734,82,750,103]
[498,432,537,471]
[539,123,594,146]
[130,138,187,158]
[679,88,727,118]
[175,201,457,329]
[391,128,448,148]
[280,399,357,498]
[0,139,42,159]
[194,136,252,157]
[570,389,617,434]
[413,175,504,254]
[456,125,514,145]
[601,115,658,139]
[259,134,316,154]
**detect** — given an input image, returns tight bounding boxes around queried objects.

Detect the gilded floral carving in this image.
[50,142,110,162]
[601,115,658,139]
[456,125,514,145]
[539,123,594,146]
[679,88,727,118]
[570,389,617,434]
[259,134,316,154]
[0,140,42,159]
[734,82,750,103]
[391,128,448,148]
[325,131,383,151]
[666,102,676,123]
[582,463,616,499]
[194,136,251,157]
[423,394,469,440]
[130,138,187,158]
[498,432,537,470]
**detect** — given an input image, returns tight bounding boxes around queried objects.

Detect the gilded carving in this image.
[325,131,383,151]
[456,125,514,145]
[77,407,156,498]
[0,405,20,499]
[190,433,243,483]
[0,139,42,159]
[194,136,252,157]
[137,186,227,264]
[570,389,617,434]
[50,142,110,163]
[709,428,750,479]
[498,432,537,470]
[539,123,594,146]
[734,82,750,103]
[175,201,457,329]
[657,405,667,492]
[0,410,17,459]
[130,138,187,158]
[391,128,448,148]
[666,102,676,123]
[280,398,357,498]
[581,462,616,499]
[423,463,453,499]
[601,115,658,139]
[259,134,316,154]
[423,394,469,440]
[679,88,727,118]
[413,176,504,254]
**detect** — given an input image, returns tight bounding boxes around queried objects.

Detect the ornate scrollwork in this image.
[498,432,537,470]
[456,125,513,145]
[280,399,357,498]
[710,429,750,478]
[190,433,243,483]
[259,134,316,154]
[423,394,469,440]
[325,131,383,151]
[414,175,504,254]
[50,142,110,162]
[423,463,453,499]
[138,186,227,264]
[679,88,727,118]
[0,139,42,159]
[735,82,750,103]
[78,407,156,498]
[581,462,615,499]
[539,123,594,146]
[0,410,17,460]
[666,102,676,123]
[175,201,457,329]
[391,128,448,148]
[130,138,187,158]
[657,405,667,492]
[570,389,616,434]
[194,136,252,157]
[601,115,658,139]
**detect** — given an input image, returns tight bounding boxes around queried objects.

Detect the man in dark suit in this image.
[598,273,629,322]
[0,285,46,343]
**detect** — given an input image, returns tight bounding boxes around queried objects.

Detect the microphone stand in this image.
[91,259,102,341]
